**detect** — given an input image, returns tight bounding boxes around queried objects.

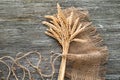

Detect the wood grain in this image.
[0,0,120,79]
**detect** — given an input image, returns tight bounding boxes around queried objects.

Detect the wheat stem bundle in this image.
[42,3,92,80]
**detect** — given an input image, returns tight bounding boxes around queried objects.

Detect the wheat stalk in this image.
[42,3,92,80]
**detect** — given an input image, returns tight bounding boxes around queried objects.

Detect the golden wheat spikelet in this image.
[42,3,93,80]
[42,3,92,46]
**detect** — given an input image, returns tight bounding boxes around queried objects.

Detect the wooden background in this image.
[0,0,120,80]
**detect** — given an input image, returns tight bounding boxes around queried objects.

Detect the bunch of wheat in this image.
[43,3,108,80]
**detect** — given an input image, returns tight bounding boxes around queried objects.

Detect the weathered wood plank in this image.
[0,0,120,79]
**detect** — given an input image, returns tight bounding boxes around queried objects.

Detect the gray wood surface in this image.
[0,0,120,80]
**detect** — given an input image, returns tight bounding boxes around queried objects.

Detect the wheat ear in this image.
[42,3,92,80]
